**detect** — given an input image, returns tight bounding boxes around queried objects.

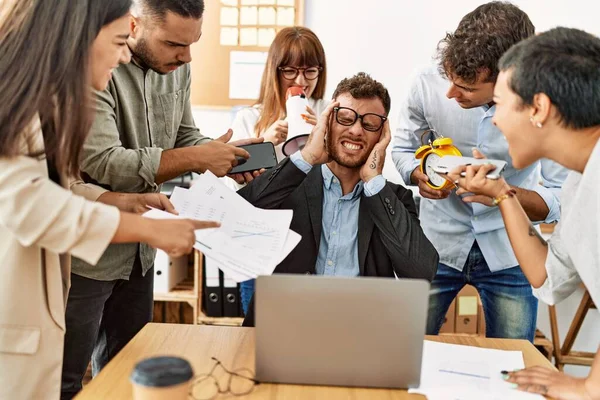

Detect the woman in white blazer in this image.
[0,1,218,398]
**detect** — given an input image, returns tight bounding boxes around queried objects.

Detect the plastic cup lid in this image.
[130,356,194,388]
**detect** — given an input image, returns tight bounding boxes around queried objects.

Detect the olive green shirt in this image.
[71,61,210,281]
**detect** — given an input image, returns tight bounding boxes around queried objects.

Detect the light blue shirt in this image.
[290,151,385,276]
[392,66,568,272]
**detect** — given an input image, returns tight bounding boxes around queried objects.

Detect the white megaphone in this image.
[281,87,314,157]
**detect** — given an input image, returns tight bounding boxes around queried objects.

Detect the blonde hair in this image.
[254,26,327,136]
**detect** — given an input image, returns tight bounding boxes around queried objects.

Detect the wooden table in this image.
[76,323,555,399]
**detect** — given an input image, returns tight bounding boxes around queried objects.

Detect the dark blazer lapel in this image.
[358,193,375,276]
[304,166,324,249]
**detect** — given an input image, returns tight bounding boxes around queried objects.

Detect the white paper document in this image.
[149,171,300,282]
[410,341,545,400]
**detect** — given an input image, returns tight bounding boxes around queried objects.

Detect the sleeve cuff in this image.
[290,151,313,174]
[391,154,420,186]
[364,175,386,197]
[138,147,164,191]
[69,180,108,202]
[531,185,561,223]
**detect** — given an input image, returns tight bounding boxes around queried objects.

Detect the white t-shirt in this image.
[230,97,329,162]
[533,139,600,311]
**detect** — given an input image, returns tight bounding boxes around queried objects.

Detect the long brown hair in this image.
[254,26,327,136]
[0,0,131,176]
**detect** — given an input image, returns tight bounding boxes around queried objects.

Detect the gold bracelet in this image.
[492,189,517,206]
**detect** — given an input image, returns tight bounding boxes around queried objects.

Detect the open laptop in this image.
[255,274,429,389]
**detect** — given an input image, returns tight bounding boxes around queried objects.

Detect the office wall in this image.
[193,0,600,376]
[304,0,600,184]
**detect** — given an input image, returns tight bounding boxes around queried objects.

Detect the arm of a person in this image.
[497,196,550,287]
[0,155,121,265]
[512,159,567,222]
[362,183,439,281]
[586,350,600,399]
[391,77,430,185]
[237,155,308,209]
[80,87,164,193]
[69,178,108,201]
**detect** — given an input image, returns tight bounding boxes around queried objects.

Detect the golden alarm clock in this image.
[415,130,462,190]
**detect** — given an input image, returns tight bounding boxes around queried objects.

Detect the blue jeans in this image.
[240,279,255,316]
[427,242,537,342]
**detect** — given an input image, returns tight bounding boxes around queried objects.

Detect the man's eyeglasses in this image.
[333,106,387,132]
[278,66,322,81]
[190,357,259,400]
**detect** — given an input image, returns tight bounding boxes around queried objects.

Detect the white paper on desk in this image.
[410,341,544,400]
[419,386,545,400]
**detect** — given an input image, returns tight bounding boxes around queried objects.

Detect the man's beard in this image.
[326,128,370,169]
[134,38,183,75]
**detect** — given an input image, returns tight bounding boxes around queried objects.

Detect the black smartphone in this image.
[229,142,278,174]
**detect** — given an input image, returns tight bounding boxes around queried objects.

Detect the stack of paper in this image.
[144,171,301,282]
[410,341,546,400]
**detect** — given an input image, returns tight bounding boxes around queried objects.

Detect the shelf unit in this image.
[153,250,244,326]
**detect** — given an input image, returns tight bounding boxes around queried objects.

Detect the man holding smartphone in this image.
[392,2,568,341]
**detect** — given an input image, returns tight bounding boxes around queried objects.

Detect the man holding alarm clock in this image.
[392,1,568,342]
[239,72,439,326]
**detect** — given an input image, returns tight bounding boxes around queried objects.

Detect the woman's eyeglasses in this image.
[278,66,322,81]
[333,106,387,132]
[189,357,259,400]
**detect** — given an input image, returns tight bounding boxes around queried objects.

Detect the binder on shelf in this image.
[153,250,188,294]
[203,257,223,317]
[222,271,241,318]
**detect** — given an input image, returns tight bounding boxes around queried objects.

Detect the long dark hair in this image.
[0,0,132,176]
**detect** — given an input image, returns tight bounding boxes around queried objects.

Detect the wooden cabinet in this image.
[153,250,244,326]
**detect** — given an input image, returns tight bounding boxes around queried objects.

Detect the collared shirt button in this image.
[327,260,333,266]
[332,231,337,235]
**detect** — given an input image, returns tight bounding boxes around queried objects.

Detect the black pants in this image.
[60,256,153,400]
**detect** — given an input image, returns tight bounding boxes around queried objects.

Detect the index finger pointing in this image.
[191,220,221,230]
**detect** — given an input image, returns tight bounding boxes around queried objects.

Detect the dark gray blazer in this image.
[238,158,439,326]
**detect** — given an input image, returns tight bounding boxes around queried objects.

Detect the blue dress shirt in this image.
[391,66,568,272]
[290,151,385,276]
